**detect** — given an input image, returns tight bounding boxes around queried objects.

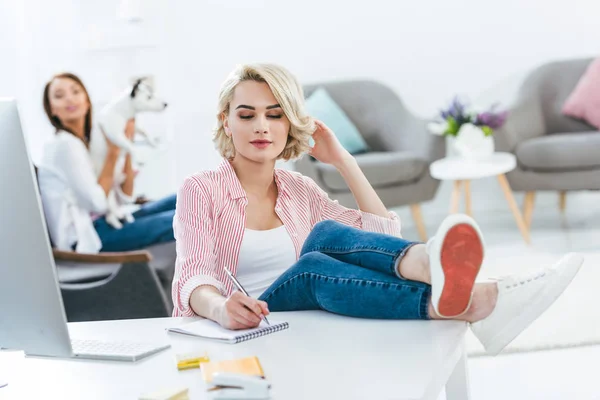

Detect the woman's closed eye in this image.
[238,114,283,120]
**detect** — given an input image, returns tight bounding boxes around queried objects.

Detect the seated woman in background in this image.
[38,72,175,253]
[172,63,584,356]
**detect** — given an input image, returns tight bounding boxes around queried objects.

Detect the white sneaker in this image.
[470,252,584,356]
[427,214,485,318]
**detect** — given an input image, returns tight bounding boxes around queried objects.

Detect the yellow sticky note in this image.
[176,351,210,371]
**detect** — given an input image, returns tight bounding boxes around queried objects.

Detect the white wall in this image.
[164,0,599,184]
[0,2,18,100]
[0,0,80,161]
[1,0,599,194]
[0,0,177,199]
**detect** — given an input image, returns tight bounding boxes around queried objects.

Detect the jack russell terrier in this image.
[90,76,168,229]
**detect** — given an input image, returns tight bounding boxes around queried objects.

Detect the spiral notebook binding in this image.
[234,322,289,344]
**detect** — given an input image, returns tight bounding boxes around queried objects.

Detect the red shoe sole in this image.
[438,223,484,317]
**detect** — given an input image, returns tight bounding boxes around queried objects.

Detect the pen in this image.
[224,267,271,326]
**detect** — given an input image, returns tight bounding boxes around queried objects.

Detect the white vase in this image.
[453,123,495,160]
[445,136,460,158]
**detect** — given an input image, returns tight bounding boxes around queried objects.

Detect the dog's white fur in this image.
[89,76,168,229]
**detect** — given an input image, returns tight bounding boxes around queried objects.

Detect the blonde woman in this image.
[173,63,583,355]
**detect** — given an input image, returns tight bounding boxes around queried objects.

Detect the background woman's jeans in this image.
[259,220,431,320]
[94,194,176,252]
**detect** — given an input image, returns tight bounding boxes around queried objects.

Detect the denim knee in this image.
[149,210,176,241]
[165,194,177,209]
[301,220,345,255]
[289,251,333,275]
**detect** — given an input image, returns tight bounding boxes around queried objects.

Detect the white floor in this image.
[393,177,600,400]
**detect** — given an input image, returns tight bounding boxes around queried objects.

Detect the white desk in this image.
[0,311,469,400]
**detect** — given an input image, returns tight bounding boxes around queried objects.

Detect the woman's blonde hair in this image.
[213,63,314,160]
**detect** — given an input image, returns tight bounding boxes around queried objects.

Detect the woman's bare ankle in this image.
[461,283,498,322]
[428,301,441,319]
[398,244,430,284]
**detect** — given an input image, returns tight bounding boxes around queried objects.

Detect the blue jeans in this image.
[258,220,431,320]
[94,194,176,252]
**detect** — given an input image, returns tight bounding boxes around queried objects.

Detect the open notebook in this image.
[167,319,289,344]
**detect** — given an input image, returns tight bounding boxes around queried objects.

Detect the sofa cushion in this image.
[305,87,369,155]
[316,151,426,191]
[516,131,600,171]
[562,58,600,130]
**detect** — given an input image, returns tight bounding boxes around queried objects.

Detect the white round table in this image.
[430,152,530,243]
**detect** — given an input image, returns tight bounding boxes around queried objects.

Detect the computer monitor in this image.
[0,98,73,358]
[0,99,169,361]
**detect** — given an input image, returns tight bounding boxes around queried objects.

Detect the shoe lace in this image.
[488,268,548,290]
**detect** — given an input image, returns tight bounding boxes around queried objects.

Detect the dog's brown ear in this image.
[130,78,143,98]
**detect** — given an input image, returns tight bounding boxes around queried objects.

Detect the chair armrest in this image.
[403,118,445,162]
[52,249,152,264]
[374,109,444,163]
[494,91,546,153]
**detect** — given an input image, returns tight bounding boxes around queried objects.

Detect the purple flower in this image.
[475,108,508,130]
[440,97,470,124]
[438,96,473,133]
[434,96,508,136]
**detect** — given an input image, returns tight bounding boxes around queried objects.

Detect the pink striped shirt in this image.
[172,159,403,317]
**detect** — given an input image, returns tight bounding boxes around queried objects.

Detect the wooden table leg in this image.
[450,180,462,214]
[497,174,531,244]
[410,204,428,242]
[523,191,535,230]
[559,191,567,214]
[464,180,472,217]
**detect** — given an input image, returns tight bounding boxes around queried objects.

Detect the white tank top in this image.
[236,225,297,298]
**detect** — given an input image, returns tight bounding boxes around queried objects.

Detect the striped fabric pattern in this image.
[172,159,402,317]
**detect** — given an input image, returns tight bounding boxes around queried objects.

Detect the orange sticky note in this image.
[201,356,264,383]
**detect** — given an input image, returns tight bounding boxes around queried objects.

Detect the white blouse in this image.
[236,225,298,298]
[37,130,131,253]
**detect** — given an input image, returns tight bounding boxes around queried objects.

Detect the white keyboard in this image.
[71,339,170,362]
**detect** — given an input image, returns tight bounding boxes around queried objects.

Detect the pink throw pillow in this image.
[562,58,600,129]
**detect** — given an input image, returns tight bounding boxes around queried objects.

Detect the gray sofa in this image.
[493,58,600,226]
[295,81,444,240]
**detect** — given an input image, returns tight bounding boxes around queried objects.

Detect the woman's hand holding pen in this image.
[218,292,270,330]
